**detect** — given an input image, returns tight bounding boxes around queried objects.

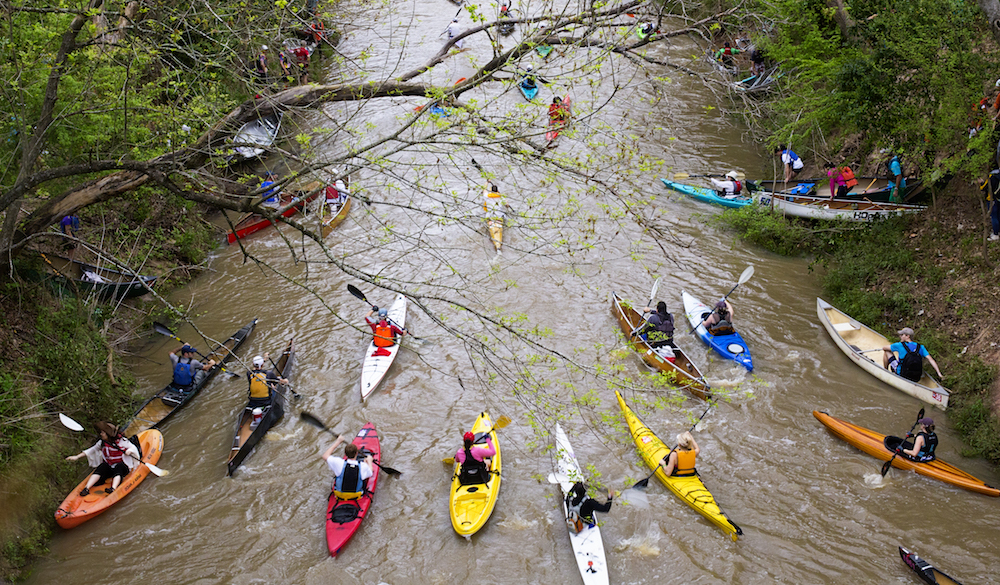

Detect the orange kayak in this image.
[813,411,998,497]
[55,429,164,529]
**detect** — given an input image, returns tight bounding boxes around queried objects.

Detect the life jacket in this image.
[101,438,126,466]
[732,179,742,194]
[673,449,696,477]
[484,189,502,212]
[841,166,858,188]
[458,447,489,485]
[897,342,924,382]
[334,459,365,499]
[373,321,395,347]
[248,370,271,400]
[293,46,310,65]
[172,358,195,387]
[914,431,938,461]
[708,308,734,336]
[645,311,675,344]
[564,493,586,533]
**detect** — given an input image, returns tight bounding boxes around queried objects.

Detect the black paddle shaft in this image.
[881,408,925,477]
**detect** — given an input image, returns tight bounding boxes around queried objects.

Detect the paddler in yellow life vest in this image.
[658,431,699,477]
[247,354,289,408]
[483,182,507,218]
[365,307,408,357]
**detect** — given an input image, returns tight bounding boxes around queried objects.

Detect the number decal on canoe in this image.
[640,436,651,444]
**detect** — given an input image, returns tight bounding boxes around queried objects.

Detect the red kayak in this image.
[545,95,572,143]
[225,182,321,244]
[325,423,380,556]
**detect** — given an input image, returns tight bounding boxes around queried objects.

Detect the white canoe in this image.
[816,298,949,410]
[360,294,407,401]
[754,191,925,222]
[554,424,609,585]
[232,112,282,161]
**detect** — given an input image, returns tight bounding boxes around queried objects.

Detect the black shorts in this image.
[94,461,129,483]
[836,184,850,198]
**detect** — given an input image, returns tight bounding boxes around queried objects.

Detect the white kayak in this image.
[360,294,407,401]
[553,424,609,585]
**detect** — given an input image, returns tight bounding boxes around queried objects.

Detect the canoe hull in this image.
[813,411,999,496]
[449,412,502,537]
[816,298,949,409]
[226,183,322,244]
[55,429,164,529]
[360,294,407,401]
[40,253,157,301]
[660,178,753,208]
[519,83,539,101]
[682,291,753,371]
[610,292,711,400]
[554,424,609,585]
[754,191,925,222]
[230,112,282,161]
[617,392,741,540]
[326,423,381,556]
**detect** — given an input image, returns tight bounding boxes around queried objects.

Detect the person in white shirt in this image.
[321,434,374,499]
[446,18,464,50]
[710,171,743,198]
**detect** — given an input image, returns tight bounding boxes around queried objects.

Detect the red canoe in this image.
[325,423,380,556]
[226,181,322,244]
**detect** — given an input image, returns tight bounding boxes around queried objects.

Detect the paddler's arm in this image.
[925,354,943,379]
[321,435,345,462]
[902,435,924,457]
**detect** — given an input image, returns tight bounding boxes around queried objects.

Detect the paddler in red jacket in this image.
[365,307,408,356]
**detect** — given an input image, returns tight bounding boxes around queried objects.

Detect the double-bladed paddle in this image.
[151,322,240,378]
[630,402,713,490]
[346,284,424,341]
[688,265,755,334]
[441,415,511,465]
[881,408,926,477]
[671,171,746,181]
[299,411,401,477]
[59,413,169,477]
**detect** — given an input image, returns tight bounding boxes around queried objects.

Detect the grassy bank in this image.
[715,186,1000,464]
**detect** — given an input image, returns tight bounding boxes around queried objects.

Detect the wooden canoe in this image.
[227,338,294,475]
[753,191,926,222]
[325,423,380,556]
[226,181,322,244]
[121,319,258,437]
[40,253,157,301]
[816,298,949,409]
[813,411,999,496]
[55,429,164,529]
[360,294,406,401]
[449,411,502,537]
[610,292,711,400]
[899,545,964,585]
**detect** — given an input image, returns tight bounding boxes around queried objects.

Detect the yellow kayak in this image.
[449,411,502,537]
[616,391,742,540]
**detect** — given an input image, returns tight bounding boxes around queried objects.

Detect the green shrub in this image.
[950,396,1000,463]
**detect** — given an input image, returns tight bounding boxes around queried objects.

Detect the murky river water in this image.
[28,2,1000,584]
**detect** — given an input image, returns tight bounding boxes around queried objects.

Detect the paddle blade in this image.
[917,407,925,421]
[547,472,570,484]
[299,411,330,432]
[631,476,652,490]
[347,284,368,303]
[442,457,456,465]
[145,461,168,477]
[738,265,755,285]
[494,415,511,429]
[671,173,690,180]
[153,322,181,341]
[59,413,84,432]
[374,461,402,477]
[880,458,894,477]
[647,277,661,307]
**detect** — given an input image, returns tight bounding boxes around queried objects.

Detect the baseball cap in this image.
[918,417,934,426]
[253,355,265,367]
[181,344,196,354]
[897,327,914,336]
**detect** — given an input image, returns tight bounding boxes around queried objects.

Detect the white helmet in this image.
[725,171,739,180]
[261,45,268,51]
[526,64,534,71]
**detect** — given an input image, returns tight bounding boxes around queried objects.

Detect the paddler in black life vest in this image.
[322,435,374,499]
[637,301,676,360]
[247,354,288,408]
[658,431,699,477]
[700,299,734,336]
[365,307,408,357]
[900,418,938,462]
[169,344,215,393]
[65,421,140,496]
[565,481,613,529]
[455,431,496,484]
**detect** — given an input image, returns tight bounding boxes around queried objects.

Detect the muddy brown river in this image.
[28,2,1000,583]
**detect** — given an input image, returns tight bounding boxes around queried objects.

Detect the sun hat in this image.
[725,171,739,179]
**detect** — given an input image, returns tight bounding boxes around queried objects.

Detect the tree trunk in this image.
[979,0,1000,44]
[826,0,856,38]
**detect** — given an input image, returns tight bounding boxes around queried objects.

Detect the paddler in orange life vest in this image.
[658,431,699,477]
[483,182,508,219]
[247,354,288,408]
[710,171,743,199]
[321,434,374,499]
[65,421,141,496]
[365,307,408,357]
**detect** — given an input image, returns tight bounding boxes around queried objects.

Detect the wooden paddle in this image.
[299,411,402,477]
[441,415,511,465]
[629,277,661,338]
[59,413,169,477]
[688,265,755,334]
[346,284,424,341]
[881,408,925,477]
[630,402,713,490]
[671,172,746,181]
[151,322,240,378]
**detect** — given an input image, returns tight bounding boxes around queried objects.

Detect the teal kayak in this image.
[660,178,754,209]
[519,81,539,101]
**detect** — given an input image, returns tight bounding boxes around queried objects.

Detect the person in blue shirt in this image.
[881,327,942,382]
[888,154,906,203]
[169,344,215,392]
[259,171,282,208]
[60,214,81,258]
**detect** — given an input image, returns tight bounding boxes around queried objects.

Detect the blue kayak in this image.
[660,178,754,209]
[682,291,753,371]
[519,81,539,101]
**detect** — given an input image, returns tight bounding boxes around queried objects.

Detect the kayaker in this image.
[565,481,613,530]
[881,327,942,382]
[365,307,408,356]
[700,300,734,336]
[713,41,741,68]
[278,50,293,83]
[253,45,268,79]
[455,430,496,484]
[710,171,743,198]
[247,354,289,408]
[483,182,506,217]
[169,344,215,393]
[65,422,140,496]
[774,145,804,183]
[658,431,699,476]
[521,64,537,91]
[548,97,569,123]
[259,171,282,208]
[900,418,938,462]
[637,301,675,353]
[888,154,906,203]
[322,435,374,499]
[445,18,464,50]
[325,173,350,209]
[639,22,655,38]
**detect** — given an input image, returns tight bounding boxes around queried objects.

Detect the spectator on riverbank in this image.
[774,145,804,183]
[981,169,1000,241]
[888,154,906,203]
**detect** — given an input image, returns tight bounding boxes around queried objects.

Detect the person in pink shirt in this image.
[454,431,496,484]
[825,162,848,201]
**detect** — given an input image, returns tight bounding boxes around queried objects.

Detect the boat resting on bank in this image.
[899,545,965,585]
[617,391,742,540]
[553,424,609,585]
[748,177,924,203]
[610,292,711,400]
[753,190,926,222]
[40,253,157,301]
[449,411,502,537]
[228,111,282,162]
[55,429,164,529]
[225,181,322,244]
[816,298,949,409]
[326,423,381,556]
[360,294,407,401]
[682,291,753,371]
[813,411,999,496]
[227,338,294,475]
[122,319,258,437]
[660,178,754,209]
